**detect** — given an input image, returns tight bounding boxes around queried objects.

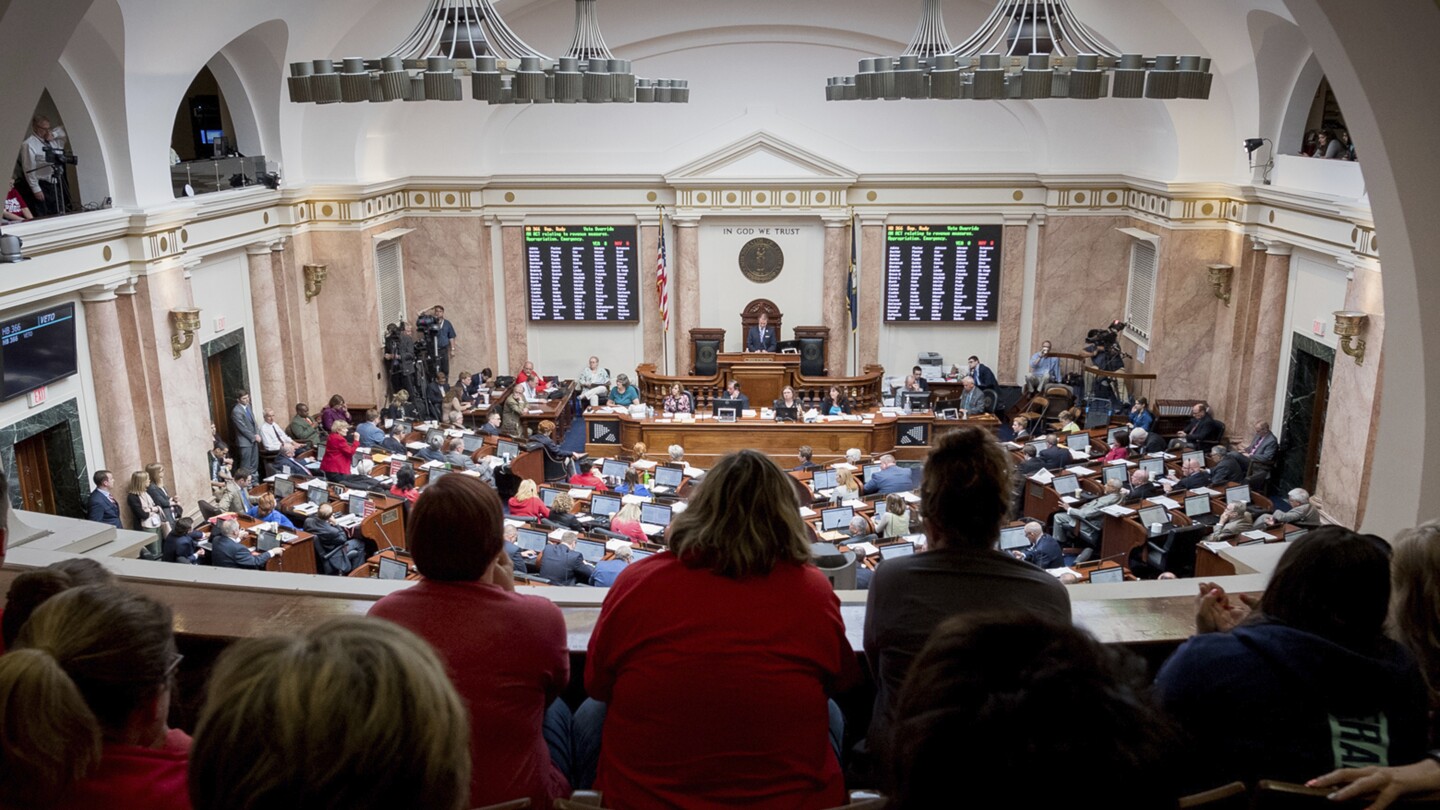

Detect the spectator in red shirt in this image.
[507,479,550,520]
[3,180,32,222]
[389,466,420,504]
[583,449,859,810]
[0,585,191,810]
[569,461,608,491]
[320,420,359,482]
[368,474,573,808]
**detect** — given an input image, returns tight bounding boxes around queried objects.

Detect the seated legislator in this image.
[577,355,610,408]
[190,616,470,810]
[591,543,632,588]
[568,461,606,492]
[874,493,911,539]
[1121,469,1162,505]
[546,493,585,530]
[368,475,572,808]
[608,502,648,544]
[863,455,912,496]
[415,433,446,463]
[832,467,861,502]
[210,518,284,569]
[508,479,550,520]
[503,524,536,574]
[1128,398,1156,432]
[773,385,801,417]
[270,442,311,479]
[608,374,640,407]
[967,355,998,390]
[383,389,422,422]
[516,360,548,394]
[613,469,651,498]
[1011,521,1063,569]
[909,366,930,391]
[444,438,479,472]
[538,531,592,586]
[440,385,469,428]
[724,380,750,412]
[661,383,691,415]
[1056,409,1081,434]
[479,410,503,436]
[585,450,859,810]
[321,421,360,482]
[533,419,583,470]
[1010,416,1032,442]
[864,427,1071,762]
[162,517,206,564]
[745,312,778,353]
[1101,430,1130,463]
[958,377,985,415]
[292,403,325,449]
[1037,435,1073,470]
[355,409,385,447]
[1174,402,1224,451]
[390,467,420,505]
[306,504,364,575]
[1025,340,1062,393]
[1208,444,1248,486]
[380,425,408,455]
[886,615,1179,809]
[0,586,192,810]
[1053,479,1123,562]
[818,385,850,416]
[319,394,348,433]
[250,492,296,530]
[1239,419,1278,465]
[1156,528,1428,791]
[1164,458,1211,493]
[1211,501,1253,541]
[1256,488,1316,529]
[214,468,255,515]
[792,444,821,472]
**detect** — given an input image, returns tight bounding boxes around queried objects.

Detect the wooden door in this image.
[14,432,55,514]
[207,351,228,443]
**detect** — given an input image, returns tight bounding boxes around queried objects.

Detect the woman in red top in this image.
[507,479,550,520]
[321,420,359,482]
[608,502,647,544]
[0,585,191,810]
[390,466,420,504]
[585,450,859,810]
[369,475,572,809]
[569,461,608,492]
[1102,430,1131,463]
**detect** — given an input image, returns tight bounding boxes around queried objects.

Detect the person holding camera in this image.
[20,116,68,218]
[384,320,417,396]
[422,305,458,381]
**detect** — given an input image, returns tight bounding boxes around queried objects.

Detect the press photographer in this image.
[20,116,75,218]
[382,320,418,397]
[414,304,457,383]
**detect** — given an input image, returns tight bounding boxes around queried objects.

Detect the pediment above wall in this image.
[666,131,858,188]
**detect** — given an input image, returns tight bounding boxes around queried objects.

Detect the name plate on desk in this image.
[381,510,399,525]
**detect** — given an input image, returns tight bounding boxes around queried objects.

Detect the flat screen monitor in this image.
[811,469,838,490]
[199,128,225,145]
[348,493,367,516]
[378,556,408,580]
[307,486,329,506]
[631,549,655,561]
[1026,440,1047,456]
[576,539,606,563]
[1139,505,1169,527]
[590,493,622,517]
[884,224,1003,322]
[516,527,549,552]
[862,463,882,482]
[1182,450,1204,468]
[539,486,561,508]
[273,477,295,498]
[602,459,630,480]
[711,397,744,418]
[1052,474,1080,496]
[901,391,931,411]
[1185,493,1211,517]
[640,502,672,527]
[256,529,279,552]
[774,405,798,422]
[939,408,959,420]
[879,541,915,560]
[1089,566,1124,584]
[653,465,684,489]
[0,303,78,400]
[524,225,639,322]
[497,439,520,460]
[428,467,448,483]
[1225,484,1251,504]
[820,505,854,532]
[998,526,1029,550]
[1066,433,1091,453]
[425,428,445,446]
[461,433,484,453]
[394,420,413,435]
[1107,426,1125,446]
[1138,458,1165,478]
[1102,464,1127,486]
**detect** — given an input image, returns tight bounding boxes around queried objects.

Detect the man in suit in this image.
[356,409,386,447]
[793,445,822,472]
[745,312,777,353]
[424,372,448,421]
[1131,427,1167,455]
[215,468,257,515]
[538,532,592,585]
[381,424,409,455]
[1011,445,1046,518]
[86,469,122,528]
[1208,445,1248,486]
[1174,402,1223,451]
[959,377,986,416]
[444,437,479,472]
[724,380,750,411]
[1012,521,1063,569]
[1164,458,1212,493]
[1240,420,1278,466]
[479,411,503,436]
[967,356,998,390]
[591,544,632,588]
[415,434,446,463]
[1054,480,1123,561]
[305,505,361,575]
[910,365,930,392]
[863,454,913,496]
[1256,488,1317,529]
[503,525,537,574]
[210,518,284,569]
[270,444,312,479]
[230,391,261,474]
[1122,469,1162,505]
[1038,435,1073,470]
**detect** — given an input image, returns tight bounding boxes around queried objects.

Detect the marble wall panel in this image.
[1032,216,1133,353]
[997,224,1027,378]
[308,229,384,406]
[1,398,87,518]
[1315,265,1385,527]
[282,232,328,405]
[1145,228,1232,401]
[639,224,664,367]
[859,224,883,366]
[822,222,849,375]
[401,217,498,379]
[139,265,212,514]
[500,225,530,372]
[1212,244,1266,421]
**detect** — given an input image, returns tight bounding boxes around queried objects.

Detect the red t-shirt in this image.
[516,370,548,393]
[370,580,570,808]
[508,496,549,519]
[568,472,607,491]
[53,728,191,810]
[389,485,419,504]
[608,517,647,545]
[1102,445,1130,463]
[586,554,859,810]
[4,188,25,216]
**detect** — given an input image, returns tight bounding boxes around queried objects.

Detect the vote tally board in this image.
[884,224,1003,322]
[525,225,639,322]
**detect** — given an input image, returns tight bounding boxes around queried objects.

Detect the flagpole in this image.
[656,205,669,376]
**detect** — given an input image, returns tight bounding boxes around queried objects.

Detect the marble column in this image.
[1315,259,1385,528]
[821,218,849,375]
[247,243,287,417]
[500,222,529,370]
[1242,241,1291,430]
[80,285,143,526]
[267,241,303,411]
[673,217,701,374]
[111,280,161,468]
[997,221,1029,381]
[858,220,885,368]
[638,220,666,369]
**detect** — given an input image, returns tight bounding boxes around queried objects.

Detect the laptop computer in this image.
[810,468,838,491]
[1102,463,1128,486]
[602,459,631,480]
[256,528,280,552]
[539,486,562,508]
[589,493,622,517]
[878,541,916,561]
[307,486,329,506]
[377,556,408,580]
[1224,484,1251,505]
[496,439,521,461]
[1138,504,1172,534]
[1066,433,1092,454]
[1186,493,1219,525]
[461,433,485,453]
[1182,449,1204,468]
[348,492,367,516]
[862,463,882,482]
[428,467,449,484]
[1138,457,1166,479]
[393,419,413,435]
[821,505,855,532]
[999,525,1030,550]
[576,539,606,564]
[516,527,549,553]
[1089,566,1124,584]
[639,503,672,535]
[652,465,684,493]
[631,548,656,562]
[1107,426,1125,446]
[273,477,295,499]
[1052,474,1081,497]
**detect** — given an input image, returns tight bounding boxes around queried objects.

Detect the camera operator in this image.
[415,304,457,383]
[1085,321,1130,405]
[20,116,67,218]
[383,320,417,397]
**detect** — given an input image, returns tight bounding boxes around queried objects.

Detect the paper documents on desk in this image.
[1149,496,1180,509]
[1029,469,1054,484]
[820,530,848,542]
[671,501,687,514]
[1201,540,1232,553]
[831,462,857,471]
[1147,452,1176,460]
[620,494,650,505]
[843,499,867,509]
[567,488,593,499]
[1100,504,1136,517]
[1242,530,1272,541]
[1047,566,1080,579]
[504,518,526,528]
[1190,486,1219,496]
[1066,466,1097,476]
[406,441,427,450]
[1061,495,1080,505]
[605,538,631,552]
[421,460,444,469]
[548,528,569,541]
[901,491,921,503]
[1069,449,1089,460]
[799,506,817,518]
[850,542,878,556]
[632,459,657,470]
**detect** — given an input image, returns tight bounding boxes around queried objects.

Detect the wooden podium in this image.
[718,352,800,404]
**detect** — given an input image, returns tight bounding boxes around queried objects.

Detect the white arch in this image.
[43,62,111,207]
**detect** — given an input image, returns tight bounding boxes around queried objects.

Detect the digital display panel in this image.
[526,225,638,322]
[884,225,1002,322]
[0,303,78,400]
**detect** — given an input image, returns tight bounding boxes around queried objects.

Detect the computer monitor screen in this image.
[879,542,915,560]
[256,529,279,552]
[640,502,672,527]
[397,461,415,478]
[1138,458,1165,478]
[1225,485,1251,504]
[428,467,448,483]
[631,549,655,561]
[774,406,798,422]
[348,493,366,516]
[1027,440,1047,456]
[307,486,328,506]
[1185,493,1211,517]
[821,506,854,532]
[394,420,412,435]
[1139,505,1169,527]
[1102,464,1127,486]
[998,526,1029,550]
[653,465,684,489]
[425,428,445,446]
[497,439,520,459]
[711,397,744,417]
[462,433,484,453]
[901,391,931,411]
[576,539,606,563]
[1089,566,1124,584]
[1107,426,1125,446]
[273,477,295,498]
[811,469,838,490]
[1066,433,1091,452]
[1182,450,1204,468]
[200,128,224,145]
[1052,474,1080,496]
[862,463,882,482]
[516,527,548,552]
[590,494,622,516]
[602,459,630,480]
[539,487,561,508]
[378,556,408,580]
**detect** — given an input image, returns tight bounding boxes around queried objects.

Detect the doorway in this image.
[13,420,84,519]
[202,330,250,450]
[1275,334,1334,495]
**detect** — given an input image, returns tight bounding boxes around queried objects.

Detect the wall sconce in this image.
[1207,263,1233,305]
[1333,311,1368,365]
[303,263,328,303]
[170,307,202,358]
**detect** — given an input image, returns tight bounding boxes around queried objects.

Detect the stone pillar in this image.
[1242,240,1292,430]
[500,221,529,370]
[81,284,143,525]
[858,219,885,368]
[638,219,666,369]
[821,217,850,375]
[267,241,303,411]
[673,217,701,374]
[246,243,287,417]
[997,219,1029,381]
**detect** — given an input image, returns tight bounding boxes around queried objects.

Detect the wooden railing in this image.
[634,364,724,408]
[634,363,888,411]
[794,364,887,411]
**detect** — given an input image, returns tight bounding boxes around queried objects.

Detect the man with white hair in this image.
[577,355,611,409]
[1011,521,1062,569]
[863,454,911,496]
[1122,468,1161,505]
[668,444,685,463]
[210,518,284,569]
[845,448,863,465]
[1256,489,1316,528]
[1130,427,1166,455]
[591,543,632,588]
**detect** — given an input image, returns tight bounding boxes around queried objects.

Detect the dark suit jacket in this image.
[211,533,271,569]
[1016,457,1047,476]
[380,436,407,454]
[87,489,122,527]
[1209,452,1249,486]
[231,403,258,448]
[538,543,591,586]
[162,530,204,564]
[548,511,585,531]
[745,325,777,353]
[415,446,445,463]
[818,395,850,415]
[1021,534,1064,569]
[1184,415,1224,449]
[971,363,998,389]
[148,483,181,520]
[1244,432,1278,464]
[304,516,354,574]
[1175,470,1213,490]
[1142,432,1168,454]
[1122,482,1163,505]
[271,455,311,479]
[480,423,500,436]
[863,465,913,496]
[504,540,534,574]
[1039,446,1073,470]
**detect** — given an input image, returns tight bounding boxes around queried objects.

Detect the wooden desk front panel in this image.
[608,418,894,466]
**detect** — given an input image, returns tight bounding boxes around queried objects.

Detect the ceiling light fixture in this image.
[288,0,687,106]
[825,0,1212,102]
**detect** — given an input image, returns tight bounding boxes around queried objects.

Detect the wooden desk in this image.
[718,352,801,403]
[201,514,318,575]
[348,549,421,581]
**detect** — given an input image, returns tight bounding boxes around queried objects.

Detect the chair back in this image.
[1177,782,1247,810]
[198,499,222,520]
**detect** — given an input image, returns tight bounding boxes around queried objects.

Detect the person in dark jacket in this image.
[1174,402,1224,451]
[1012,522,1063,569]
[1156,528,1429,792]
[210,518,284,570]
[546,493,585,531]
[1207,445,1249,486]
[161,517,205,564]
[537,532,591,586]
[305,504,364,575]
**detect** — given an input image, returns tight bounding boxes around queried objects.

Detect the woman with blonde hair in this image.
[833,467,860,502]
[126,470,165,542]
[585,450,858,809]
[0,585,190,809]
[441,385,469,427]
[609,502,647,544]
[145,462,182,523]
[507,478,550,520]
[190,616,470,810]
[320,419,359,482]
[874,493,911,539]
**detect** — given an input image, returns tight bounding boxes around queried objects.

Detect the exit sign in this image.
[1312,319,1326,336]
[214,316,227,332]
[28,385,46,407]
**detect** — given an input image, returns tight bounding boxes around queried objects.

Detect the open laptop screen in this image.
[879,542,915,560]
[273,477,295,498]
[539,487,561,508]
[1102,464,1127,486]
[602,459,630,480]
[307,486,329,506]
[378,556,408,580]
[1052,474,1080,496]
[1138,458,1165,478]
[1138,505,1169,527]
[516,527,549,552]
[1225,485,1251,504]
[496,439,521,460]
[640,502,672,527]
[576,539,606,563]
[653,465,684,489]
[590,494,622,517]
[1066,433,1091,453]
[821,506,854,532]
[1089,566,1124,584]
[1185,493,1211,517]
[998,526,1029,550]
[811,468,838,490]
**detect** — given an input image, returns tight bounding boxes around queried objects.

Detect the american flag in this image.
[656,212,669,332]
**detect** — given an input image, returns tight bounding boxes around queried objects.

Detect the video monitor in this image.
[273,477,295,498]
[1185,493,1211,517]
[576,539,606,564]
[1066,433,1091,453]
[378,556,408,580]
[428,467,448,483]
[199,128,225,145]
[256,529,280,552]
[653,465,684,489]
[602,459,631,480]
[879,542,916,560]
[711,397,744,417]
[516,527,549,552]
[1225,485,1251,505]
[1107,426,1125,446]
[862,463,882,482]
[1138,505,1169,527]
[820,506,854,532]
[631,549,655,561]
[1182,450,1204,468]
[1027,440,1047,456]
[811,469,838,490]
[590,494,622,517]
[1052,474,1080,496]
[1138,458,1165,478]
[348,493,367,516]
[640,502,672,527]
[1102,464,1127,486]
[539,486,562,508]
[998,526,1029,550]
[901,391,931,411]
[774,406,798,422]
[462,434,485,453]
[394,419,413,435]
[497,439,520,460]
[1089,566,1124,584]
[425,428,445,446]
[307,486,329,506]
